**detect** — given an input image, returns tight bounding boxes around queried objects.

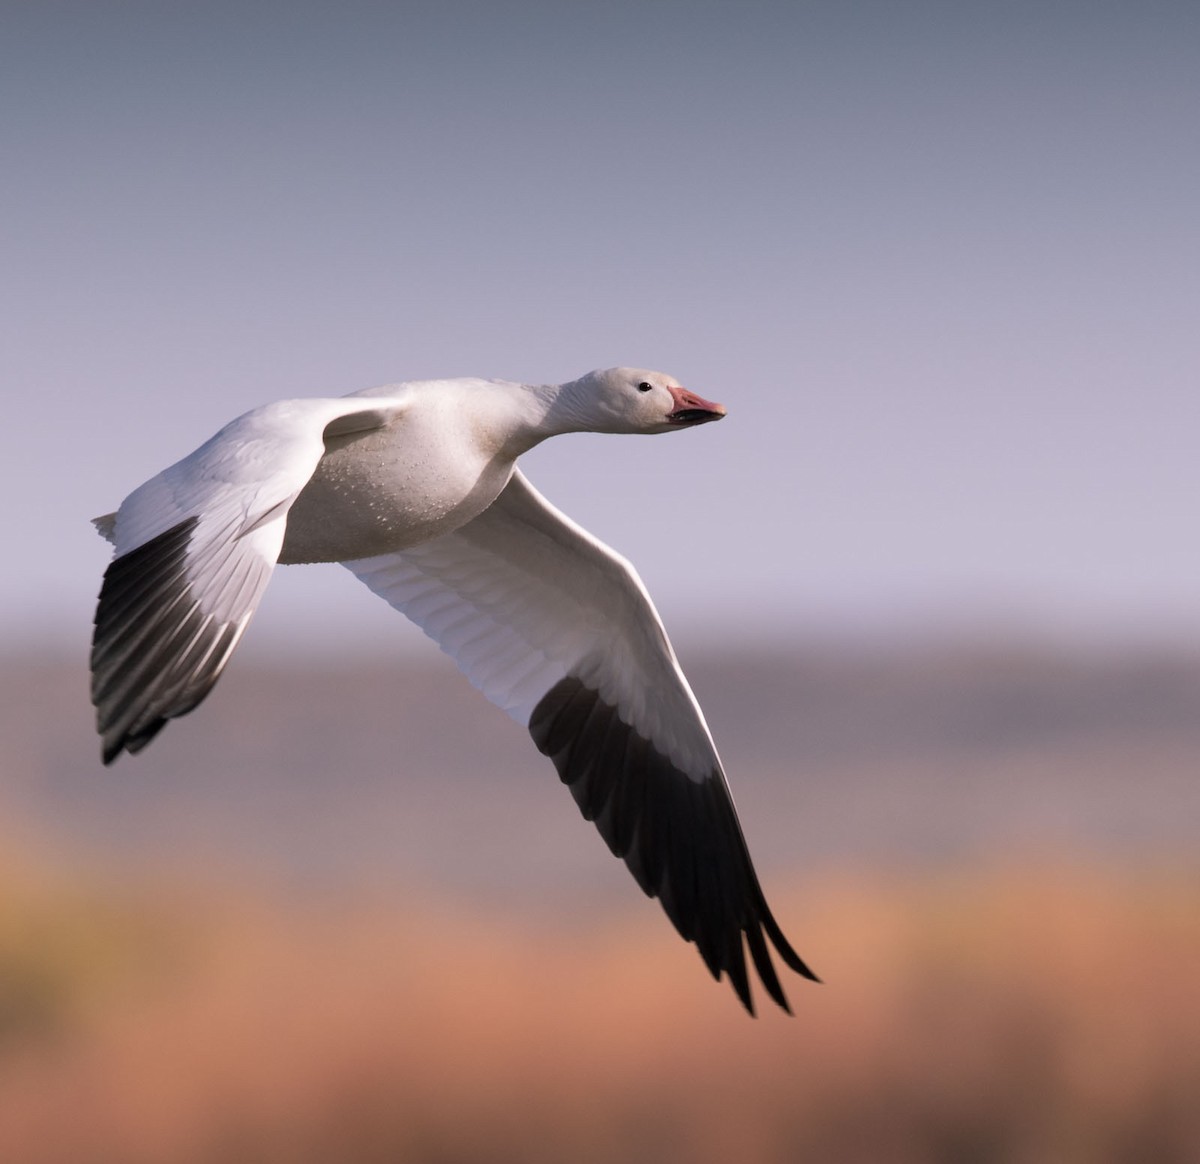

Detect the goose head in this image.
[560,367,727,435]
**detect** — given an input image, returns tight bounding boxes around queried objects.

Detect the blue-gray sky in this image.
[5,0,1198,655]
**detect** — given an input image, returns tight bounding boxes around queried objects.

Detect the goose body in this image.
[91,366,817,1013]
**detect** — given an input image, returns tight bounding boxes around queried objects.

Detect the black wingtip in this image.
[760,900,822,985]
[531,675,820,1017]
[92,516,250,764]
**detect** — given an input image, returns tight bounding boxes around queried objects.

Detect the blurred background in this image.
[3,2,1199,1161]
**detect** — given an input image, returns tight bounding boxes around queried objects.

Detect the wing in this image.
[92,396,407,764]
[345,469,817,1014]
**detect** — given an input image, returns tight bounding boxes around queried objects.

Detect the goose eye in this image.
[636,381,653,393]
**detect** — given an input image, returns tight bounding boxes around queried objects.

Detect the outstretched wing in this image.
[346,468,817,1013]
[92,396,407,763]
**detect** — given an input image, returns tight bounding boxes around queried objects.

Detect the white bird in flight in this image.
[90,366,818,1013]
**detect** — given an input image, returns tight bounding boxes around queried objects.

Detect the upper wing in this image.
[345,468,817,1013]
[92,396,407,764]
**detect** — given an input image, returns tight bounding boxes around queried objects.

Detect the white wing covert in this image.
[346,469,817,1013]
[92,397,406,763]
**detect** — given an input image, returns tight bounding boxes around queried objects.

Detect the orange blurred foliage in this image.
[1,860,1198,1164]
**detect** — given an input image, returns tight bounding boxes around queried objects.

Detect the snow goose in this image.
[91,367,818,1013]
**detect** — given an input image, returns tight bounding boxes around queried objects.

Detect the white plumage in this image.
[91,366,817,1013]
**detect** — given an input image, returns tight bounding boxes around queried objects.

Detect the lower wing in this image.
[345,468,817,1013]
